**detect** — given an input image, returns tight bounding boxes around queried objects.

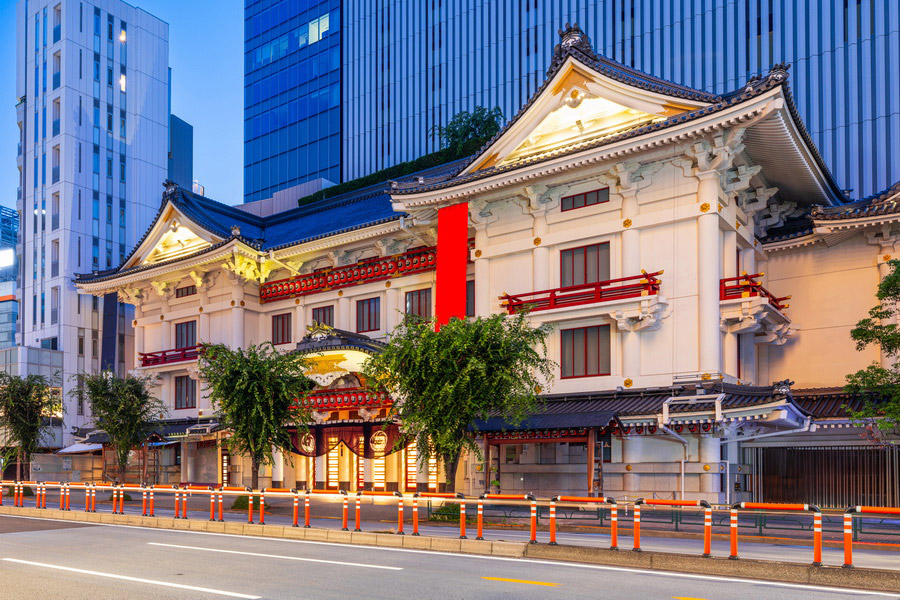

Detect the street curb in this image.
[2,505,898,592]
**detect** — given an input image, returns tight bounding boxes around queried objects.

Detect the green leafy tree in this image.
[198,343,314,490]
[364,313,554,491]
[846,259,900,441]
[430,106,504,155]
[0,373,59,480]
[80,372,165,483]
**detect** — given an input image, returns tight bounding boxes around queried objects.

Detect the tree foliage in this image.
[198,343,314,490]
[0,373,58,480]
[80,372,165,483]
[430,106,504,155]
[846,259,900,441]
[364,313,554,491]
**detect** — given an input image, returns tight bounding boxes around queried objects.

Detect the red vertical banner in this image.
[435,202,469,327]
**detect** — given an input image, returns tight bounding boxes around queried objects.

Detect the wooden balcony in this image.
[500,271,663,314]
[720,273,790,312]
[139,345,200,367]
[301,387,392,411]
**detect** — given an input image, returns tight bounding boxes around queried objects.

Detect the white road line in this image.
[1,558,260,599]
[147,542,403,571]
[1,514,894,597]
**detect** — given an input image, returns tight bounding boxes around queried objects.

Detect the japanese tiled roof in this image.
[390,24,843,204]
[82,417,221,444]
[293,327,386,355]
[757,217,815,244]
[792,387,886,419]
[811,181,900,221]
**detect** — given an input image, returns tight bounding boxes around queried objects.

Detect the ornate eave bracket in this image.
[611,295,669,332]
[720,297,793,345]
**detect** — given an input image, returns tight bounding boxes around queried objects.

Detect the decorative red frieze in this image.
[259,246,437,303]
[500,271,663,314]
[301,387,392,411]
[484,428,588,442]
[720,273,790,311]
[139,345,200,367]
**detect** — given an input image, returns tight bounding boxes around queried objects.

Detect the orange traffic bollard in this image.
[459,496,467,539]
[703,506,712,558]
[733,502,822,564]
[728,506,739,559]
[341,490,349,531]
[142,487,148,516]
[260,489,266,525]
[548,499,556,545]
[610,500,618,550]
[412,494,420,536]
[209,487,216,521]
[476,497,484,540]
[292,490,300,528]
[218,489,224,522]
[395,492,404,535]
[528,494,537,544]
[304,491,311,528]
[813,511,823,566]
[633,503,642,552]
[149,486,155,517]
[248,491,254,524]
[636,498,712,557]
[843,511,854,568]
[354,493,362,532]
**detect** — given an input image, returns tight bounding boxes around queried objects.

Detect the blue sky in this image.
[0,0,244,209]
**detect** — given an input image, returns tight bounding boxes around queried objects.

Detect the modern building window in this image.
[174,376,196,410]
[78,331,85,355]
[560,243,610,288]
[174,320,196,349]
[356,298,380,332]
[272,313,291,345]
[174,285,196,298]
[466,280,475,317]
[561,188,610,212]
[560,325,611,379]
[312,305,333,327]
[404,289,431,319]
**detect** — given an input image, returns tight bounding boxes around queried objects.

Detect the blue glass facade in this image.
[246,1,900,200]
[244,0,341,203]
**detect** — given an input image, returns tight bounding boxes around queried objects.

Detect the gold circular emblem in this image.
[198,307,203,313]
[700,203,710,213]
[623,219,632,228]
[703,464,711,472]
[625,465,632,472]
[132,319,137,326]
[623,378,633,388]
[474,249,482,258]
[240,300,245,307]
[295,298,300,305]
[159,315,164,320]
[299,433,315,454]
[385,281,391,288]
[230,300,235,307]
[533,237,542,246]
[370,430,389,454]
[338,290,344,297]
[884,255,892,262]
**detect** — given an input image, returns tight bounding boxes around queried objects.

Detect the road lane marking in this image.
[147,542,403,571]
[482,577,559,587]
[673,597,708,600]
[1,558,260,599]
[2,515,894,597]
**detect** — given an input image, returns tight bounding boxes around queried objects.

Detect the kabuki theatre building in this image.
[76,26,900,508]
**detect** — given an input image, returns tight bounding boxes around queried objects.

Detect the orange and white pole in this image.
[304,491,311,528]
[548,498,557,545]
[341,491,348,531]
[728,506,739,559]
[812,511,823,566]
[90,484,96,512]
[64,483,70,511]
[149,487,155,517]
[209,488,216,521]
[218,490,224,522]
[292,490,300,527]
[703,506,712,557]
[354,493,361,532]
[247,492,254,524]
[411,495,419,536]
[459,498,467,539]
[843,511,854,568]
[633,503,642,551]
[142,488,148,516]
[396,493,404,535]
[610,501,619,550]
[476,497,484,540]
[259,489,266,525]
[528,495,537,544]
[173,487,180,519]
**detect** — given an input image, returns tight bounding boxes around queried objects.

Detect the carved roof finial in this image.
[230,225,241,237]
[556,22,593,57]
[163,179,178,199]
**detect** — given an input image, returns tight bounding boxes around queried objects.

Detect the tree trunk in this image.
[16,448,22,481]
[251,456,260,491]
[442,451,460,493]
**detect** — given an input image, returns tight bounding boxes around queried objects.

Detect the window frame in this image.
[560,324,611,379]
[174,285,196,298]
[174,375,196,410]
[404,288,432,319]
[174,320,196,349]
[560,187,610,212]
[311,305,334,327]
[560,242,610,288]
[356,297,380,333]
[272,312,292,345]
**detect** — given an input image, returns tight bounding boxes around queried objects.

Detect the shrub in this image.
[108,493,133,502]
[230,495,269,510]
[5,485,34,496]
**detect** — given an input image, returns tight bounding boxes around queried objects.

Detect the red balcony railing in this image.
[259,246,437,304]
[720,273,790,312]
[301,387,392,411]
[500,271,663,314]
[139,345,200,367]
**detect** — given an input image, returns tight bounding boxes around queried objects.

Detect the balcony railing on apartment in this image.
[300,387,392,411]
[52,119,60,137]
[52,72,60,90]
[53,25,61,43]
[139,345,200,367]
[720,273,790,312]
[500,271,663,314]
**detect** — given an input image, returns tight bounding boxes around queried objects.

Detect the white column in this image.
[621,189,640,275]
[296,456,308,490]
[198,312,210,343]
[293,299,306,341]
[272,448,284,487]
[385,286,399,331]
[740,333,758,384]
[338,296,351,330]
[698,435,721,495]
[621,327,639,381]
[474,225,491,316]
[532,213,550,291]
[231,281,245,349]
[314,455,325,489]
[697,173,722,375]
[622,436,642,493]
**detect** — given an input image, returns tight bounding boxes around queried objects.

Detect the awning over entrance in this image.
[475,410,617,431]
[56,443,102,454]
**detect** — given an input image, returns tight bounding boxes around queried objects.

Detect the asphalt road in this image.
[0,514,895,600]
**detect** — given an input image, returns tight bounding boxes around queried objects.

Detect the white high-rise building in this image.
[16,0,169,443]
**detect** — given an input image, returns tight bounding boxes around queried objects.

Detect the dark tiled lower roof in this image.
[792,387,884,419]
[811,181,900,221]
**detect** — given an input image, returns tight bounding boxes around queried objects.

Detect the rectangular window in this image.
[174,320,196,349]
[561,188,610,212]
[356,297,380,332]
[404,289,431,319]
[466,280,475,317]
[272,313,292,345]
[174,376,196,410]
[560,243,610,288]
[312,305,334,327]
[174,285,196,298]
[560,325,611,378]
